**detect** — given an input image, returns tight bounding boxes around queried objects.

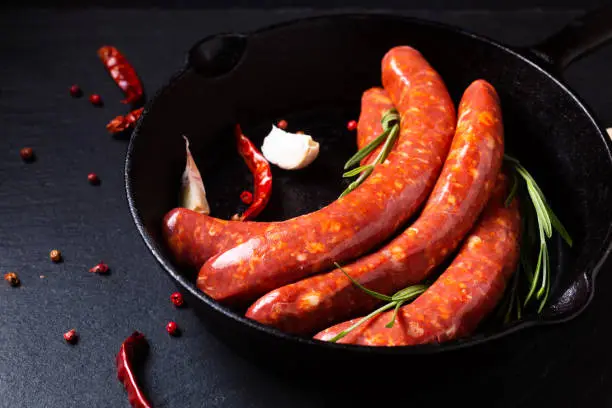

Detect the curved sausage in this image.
[197,47,456,305]
[356,87,393,165]
[315,173,520,345]
[163,208,271,270]
[162,87,396,270]
[246,78,504,334]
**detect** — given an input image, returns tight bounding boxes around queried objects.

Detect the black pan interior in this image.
[125,14,612,359]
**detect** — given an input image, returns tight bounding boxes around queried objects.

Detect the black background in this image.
[1,5,612,408]
[0,0,610,9]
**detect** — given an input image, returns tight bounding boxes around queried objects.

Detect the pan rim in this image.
[124,11,612,355]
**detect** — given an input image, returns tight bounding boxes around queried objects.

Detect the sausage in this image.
[163,208,271,270]
[197,46,457,305]
[163,86,397,271]
[314,173,520,345]
[246,78,504,334]
[356,87,393,165]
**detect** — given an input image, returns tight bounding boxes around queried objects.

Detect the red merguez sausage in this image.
[246,78,504,334]
[163,208,271,270]
[162,88,395,270]
[315,173,520,345]
[197,47,456,305]
[356,87,393,165]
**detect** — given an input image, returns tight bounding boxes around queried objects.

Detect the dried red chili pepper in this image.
[170,292,184,307]
[116,332,153,408]
[89,261,109,274]
[239,190,253,205]
[98,46,143,105]
[347,120,358,131]
[234,124,272,221]
[106,107,144,134]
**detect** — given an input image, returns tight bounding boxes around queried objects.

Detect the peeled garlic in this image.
[261,125,320,170]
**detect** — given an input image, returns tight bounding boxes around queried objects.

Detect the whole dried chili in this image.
[106,107,144,134]
[89,261,109,274]
[116,332,153,408]
[98,46,143,105]
[234,125,272,221]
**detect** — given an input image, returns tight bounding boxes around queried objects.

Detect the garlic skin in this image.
[180,135,210,215]
[261,125,320,170]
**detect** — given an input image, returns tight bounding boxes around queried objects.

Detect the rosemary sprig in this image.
[339,109,400,198]
[328,262,428,342]
[501,154,572,317]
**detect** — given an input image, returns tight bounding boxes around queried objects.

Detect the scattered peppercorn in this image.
[69,84,82,98]
[89,94,103,106]
[240,191,253,205]
[87,173,100,185]
[49,249,62,263]
[231,213,240,221]
[166,321,180,336]
[277,119,288,130]
[347,120,358,131]
[64,329,78,344]
[89,261,109,274]
[20,147,34,162]
[4,272,20,287]
[170,292,184,307]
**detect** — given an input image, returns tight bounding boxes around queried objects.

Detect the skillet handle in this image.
[187,33,248,78]
[528,5,612,72]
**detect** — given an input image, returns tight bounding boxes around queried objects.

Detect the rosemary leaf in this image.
[524,242,545,306]
[538,251,552,313]
[544,201,573,247]
[329,302,395,343]
[381,108,399,129]
[335,262,392,302]
[536,243,548,300]
[374,124,400,165]
[344,128,390,170]
[386,300,407,328]
[343,164,373,178]
[505,172,519,208]
[339,166,374,198]
[392,284,428,301]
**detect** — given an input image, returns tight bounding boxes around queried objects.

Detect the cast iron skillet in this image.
[125,7,612,372]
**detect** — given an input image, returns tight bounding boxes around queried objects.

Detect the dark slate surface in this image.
[0,8,611,408]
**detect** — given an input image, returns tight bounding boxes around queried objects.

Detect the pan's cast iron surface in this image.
[125,8,612,374]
